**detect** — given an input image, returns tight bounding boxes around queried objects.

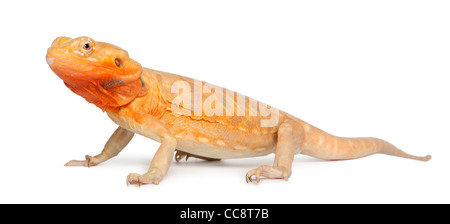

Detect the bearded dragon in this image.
[46,36,431,186]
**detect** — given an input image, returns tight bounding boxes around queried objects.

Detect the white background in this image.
[0,0,449,203]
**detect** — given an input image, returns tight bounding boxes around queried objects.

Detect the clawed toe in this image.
[126,169,163,187]
[246,167,262,183]
[64,154,95,167]
[85,155,93,168]
[126,173,140,186]
[175,150,189,162]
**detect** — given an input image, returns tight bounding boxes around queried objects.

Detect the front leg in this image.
[125,112,177,186]
[65,126,134,167]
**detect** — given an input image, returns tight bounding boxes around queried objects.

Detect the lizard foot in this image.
[126,168,163,187]
[175,150,190,162]
[246,165,291,183]
[175,150,221,162]
[64,155,99,167]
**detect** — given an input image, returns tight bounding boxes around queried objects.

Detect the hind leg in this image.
[246,121,304,183]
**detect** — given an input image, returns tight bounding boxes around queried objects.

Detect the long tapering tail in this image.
[376,138,431,161]
[289,116,431,161]
[297,121,431,162]
[313,135,431,161]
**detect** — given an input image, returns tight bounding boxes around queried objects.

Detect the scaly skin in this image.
[46,36,431,186]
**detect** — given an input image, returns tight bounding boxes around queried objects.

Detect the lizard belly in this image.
[164,114,278,159]
[174,137,275,159]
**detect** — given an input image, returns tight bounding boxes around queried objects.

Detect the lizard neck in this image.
[98,75,146,112]
[112,68,167,118]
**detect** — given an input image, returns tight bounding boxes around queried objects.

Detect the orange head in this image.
[46,36,146,111]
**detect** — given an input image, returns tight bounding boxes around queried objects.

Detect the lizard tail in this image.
[376,138,432,161]
[300,125,431,162]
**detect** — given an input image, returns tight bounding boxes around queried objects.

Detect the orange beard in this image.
[63,78,145,111]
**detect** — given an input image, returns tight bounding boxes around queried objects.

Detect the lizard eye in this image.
[83,43,91,50]
[77,37,95,56]
[114,58,122,67]
[80,41,94,55]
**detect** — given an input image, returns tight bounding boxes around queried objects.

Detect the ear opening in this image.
[114,58,122,67]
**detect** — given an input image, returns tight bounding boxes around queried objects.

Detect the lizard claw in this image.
[246,167,261,183]
[175,150,189,162]
[85,155,92,168]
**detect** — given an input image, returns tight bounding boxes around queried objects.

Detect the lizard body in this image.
[106,68,283,159]
[46,36,431,185]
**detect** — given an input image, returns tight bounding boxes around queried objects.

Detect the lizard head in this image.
[46,36,146,111]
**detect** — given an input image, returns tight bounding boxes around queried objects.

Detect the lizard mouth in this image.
[46,56,54,66]
[47,56,115,73]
